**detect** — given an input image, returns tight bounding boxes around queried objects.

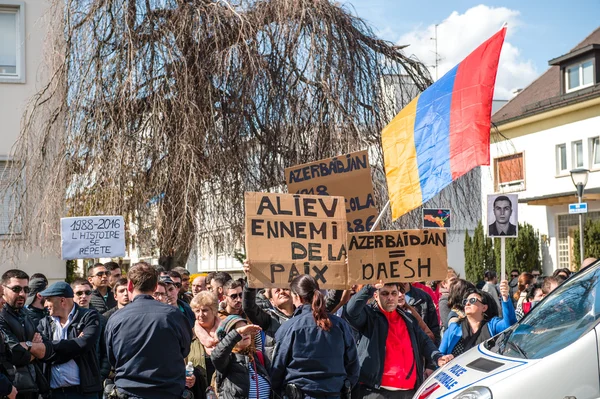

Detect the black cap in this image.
[25,277,48,306]
[39,281,74,298]
[160,275,175,285]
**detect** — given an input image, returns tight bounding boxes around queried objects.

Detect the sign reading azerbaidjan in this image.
[347,229,448,285]
[285,150,378,233]
[244,192,348,289]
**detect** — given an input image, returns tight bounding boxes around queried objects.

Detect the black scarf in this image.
[460,318,491,351]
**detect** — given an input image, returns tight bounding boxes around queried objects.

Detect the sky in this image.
[342,0,600,99]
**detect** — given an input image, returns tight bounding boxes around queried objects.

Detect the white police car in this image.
[414,260,600,399]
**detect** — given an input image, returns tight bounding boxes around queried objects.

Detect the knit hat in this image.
[216,314,246,340]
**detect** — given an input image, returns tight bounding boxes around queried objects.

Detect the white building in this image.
[0,1,66,281]
[484,26,600,274]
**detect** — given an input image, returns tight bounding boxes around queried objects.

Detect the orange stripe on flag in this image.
[382,94,422,220]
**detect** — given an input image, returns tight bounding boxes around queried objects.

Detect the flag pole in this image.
[370,200,390,232]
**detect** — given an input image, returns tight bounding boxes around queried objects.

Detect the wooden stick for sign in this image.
[369,200,390,232]
[501,236,506,282]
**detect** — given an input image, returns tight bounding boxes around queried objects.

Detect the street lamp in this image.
[571,168,590,268]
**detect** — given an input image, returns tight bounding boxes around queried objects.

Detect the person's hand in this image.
[374,280,384,290]
[499,279,509,301]
[185,374,196,388]
[243,260,251,276]
[424,368,434,379]
[236,324,262,336]
[437,354,454,367]
[8,385,17,399]
[32,333,42,344]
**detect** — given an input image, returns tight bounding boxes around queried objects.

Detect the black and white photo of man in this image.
[488,194,518,237]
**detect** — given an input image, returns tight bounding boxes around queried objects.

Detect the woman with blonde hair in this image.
[189,291,222,389]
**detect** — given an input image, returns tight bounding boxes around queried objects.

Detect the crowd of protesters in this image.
[0,257,591,399]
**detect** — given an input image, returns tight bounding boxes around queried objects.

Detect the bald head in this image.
[192,276,206,295]
[581,257,598,270]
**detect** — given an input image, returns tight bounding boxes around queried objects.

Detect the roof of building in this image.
[492,27,600,126]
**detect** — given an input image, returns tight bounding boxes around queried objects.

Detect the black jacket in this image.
[90,287,117,314]
[0,304,52,394]
[342,285,442,390]
[0,331,14,396]
[211,330,271,399]
[38,304,102,393]
[106,295,192,399]
[405,285,441,345]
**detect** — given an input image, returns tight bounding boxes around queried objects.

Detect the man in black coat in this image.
[37,282,102,398]
[343,282,453,399]
[0,270,51,399]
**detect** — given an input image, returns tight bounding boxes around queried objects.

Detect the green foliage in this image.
[65,260,79,283]
[573,218,600,271]
[464,221,495,283]
[493,222,541,274]
[233,249,246,265]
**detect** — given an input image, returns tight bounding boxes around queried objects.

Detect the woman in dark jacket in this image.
[271,275,359,399]
[211,315,271,399]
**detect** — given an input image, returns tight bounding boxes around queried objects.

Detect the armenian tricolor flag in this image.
[383,27,506,220]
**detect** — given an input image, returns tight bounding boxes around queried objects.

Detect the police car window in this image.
[497,266,600,359]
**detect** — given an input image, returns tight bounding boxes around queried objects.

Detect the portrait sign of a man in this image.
[487,194,518,237]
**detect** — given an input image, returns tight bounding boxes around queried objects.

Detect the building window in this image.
[0,2,25,83]
[591,137,600,169]
[494,152,525,192]
[572,140,584,168]
[556,144,568,174]
[565,59,594,92]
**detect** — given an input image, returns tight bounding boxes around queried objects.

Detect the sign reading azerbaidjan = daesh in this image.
[347,229,448,285]
[244,192,348,289]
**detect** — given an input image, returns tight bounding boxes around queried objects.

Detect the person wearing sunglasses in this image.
[87,264,117,314]
[219,280,245,319]
[0,269,51,399]
[71,278,93,310]
[439,280,517,358]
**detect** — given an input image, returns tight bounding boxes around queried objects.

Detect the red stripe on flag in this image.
[449,27,506,180]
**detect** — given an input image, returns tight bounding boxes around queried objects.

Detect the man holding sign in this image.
[343,282,453,399]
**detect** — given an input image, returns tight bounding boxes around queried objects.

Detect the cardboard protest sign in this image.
[245,192,347,289]
[61,216,125,260]
[285,150,378,233]
[347,229,448,285]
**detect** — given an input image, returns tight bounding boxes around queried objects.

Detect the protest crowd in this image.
[0,255,586,399]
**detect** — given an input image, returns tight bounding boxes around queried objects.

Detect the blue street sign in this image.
[569,203,588,214]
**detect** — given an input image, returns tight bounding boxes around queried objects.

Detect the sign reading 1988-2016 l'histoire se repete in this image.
[245,192,348,289]
[285,149,378,233]
[61,216,126,260]
[347,229,448,285]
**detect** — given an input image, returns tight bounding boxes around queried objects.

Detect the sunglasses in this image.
[3,285,30,294]
[511,274,519,278]
[94,271,110,277]
[228,293,242,300]
[173,282,182,288]
[462,297,482,306]
[75,290,92,297]
[153,292,166,298]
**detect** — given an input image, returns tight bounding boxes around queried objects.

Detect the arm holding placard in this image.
[241,261,277,332]
[343,285,378,331]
